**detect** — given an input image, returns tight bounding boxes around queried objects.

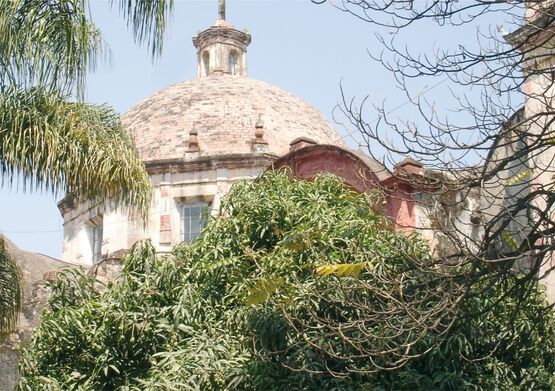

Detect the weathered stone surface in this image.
[193,22,251,77]
[123,74,344,163]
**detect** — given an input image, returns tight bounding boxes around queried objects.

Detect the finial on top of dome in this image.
[218,0,226,20]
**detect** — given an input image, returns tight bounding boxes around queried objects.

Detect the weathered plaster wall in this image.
[61,201,108,266]
[60,157,271,266]
[412,185,482,258]
[520,28,555,303]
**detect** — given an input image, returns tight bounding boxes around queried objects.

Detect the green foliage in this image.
[370,278,555,391]
[315,261,368,277]
[0,86,151,213]
[0,86,152,215]
[0,0,173,350]
[18,171,555,390]
[0,0,172,341]
[0,0,103,95]
[0,236,21,338]
[111,0,174,59]
[0,0,173,94]
[0,0,175,212]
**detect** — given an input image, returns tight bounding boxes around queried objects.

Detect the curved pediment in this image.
[271,144,389,193]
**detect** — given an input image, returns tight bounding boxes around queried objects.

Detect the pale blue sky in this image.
[0,0,508,258]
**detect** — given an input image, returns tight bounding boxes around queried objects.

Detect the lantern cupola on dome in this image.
[192,0,251,77]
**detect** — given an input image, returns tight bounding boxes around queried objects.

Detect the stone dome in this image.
[123,74,344,162]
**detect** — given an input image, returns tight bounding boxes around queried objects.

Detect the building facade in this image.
[59,10,351,266]
[61,5,545,306]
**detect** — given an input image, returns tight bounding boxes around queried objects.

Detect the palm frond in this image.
[0,86,152,218]
[0,236,21,338]
[0,0,105,96]
[111,0,174,58]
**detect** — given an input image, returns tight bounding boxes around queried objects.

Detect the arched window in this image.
[202,51,210,76]
[229,51,238,75]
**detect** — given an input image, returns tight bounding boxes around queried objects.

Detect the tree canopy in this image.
[18,171,555,390]
[310,0,555,316]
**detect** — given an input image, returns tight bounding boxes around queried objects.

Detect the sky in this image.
[0,0,509,259]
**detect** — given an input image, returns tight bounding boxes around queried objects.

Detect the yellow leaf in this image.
[506,168,532,185]
[501,230,518,252]
[315,262,367,277]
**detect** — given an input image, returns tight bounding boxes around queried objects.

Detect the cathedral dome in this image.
[123,74,344,162]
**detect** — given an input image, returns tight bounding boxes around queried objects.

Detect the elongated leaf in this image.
[506,168,532,185]
[0,236,21,338]
[501,230,519,252]
[315,262,368,277]
[246,276,285,305]
[0,0,104,96]
[0,86,152,217]
[111,0,174,59]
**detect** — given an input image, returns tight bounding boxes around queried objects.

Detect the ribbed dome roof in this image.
[123,74,344,162]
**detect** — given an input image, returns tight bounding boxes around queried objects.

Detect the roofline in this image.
[505,4,555,47]
[271,143,390,182]
[145,152,278,174]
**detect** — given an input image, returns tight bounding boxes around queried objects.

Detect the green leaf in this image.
[0,236,21,339]
[246,276,285,305]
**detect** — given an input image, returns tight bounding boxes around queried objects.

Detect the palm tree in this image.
[0,0,174,337]
[0,237,20,337]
